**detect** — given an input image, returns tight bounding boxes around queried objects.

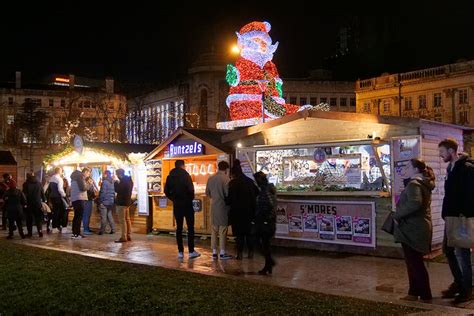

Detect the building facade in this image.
[127,55,355,144]
[0,72,127,145]
[356,60,474,126]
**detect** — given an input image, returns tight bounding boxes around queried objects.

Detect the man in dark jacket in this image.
[164,160,200,259]
[23,172,46,238]
[228,161,259,260]
[439,138,474,303]
[114,169,133,243]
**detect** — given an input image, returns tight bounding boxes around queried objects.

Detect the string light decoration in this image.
[221,21,309,127]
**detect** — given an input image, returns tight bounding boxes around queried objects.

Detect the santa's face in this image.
[237,32,279,68]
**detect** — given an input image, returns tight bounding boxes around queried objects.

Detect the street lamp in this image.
[230,44,240,55]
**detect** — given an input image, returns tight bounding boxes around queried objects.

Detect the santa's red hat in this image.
[239,21,271,34]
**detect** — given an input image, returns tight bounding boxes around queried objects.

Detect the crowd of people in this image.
[165,159,277,275]
[1,137,472,291]
[0,167,133,243]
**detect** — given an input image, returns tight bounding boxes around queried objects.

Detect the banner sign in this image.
[276,199,376,248]
[168,140,204,157]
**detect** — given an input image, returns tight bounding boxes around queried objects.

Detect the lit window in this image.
[459,89,468,104]
[433,93,442,107]
[404,97,413,110]
[383,100,391,113]
[418,95,427,109]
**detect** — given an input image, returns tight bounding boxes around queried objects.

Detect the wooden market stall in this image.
[43,139,156,233]
[221,109,473,257]
[145,128,233,235]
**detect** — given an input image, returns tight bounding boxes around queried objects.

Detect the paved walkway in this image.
[4,229,474,315]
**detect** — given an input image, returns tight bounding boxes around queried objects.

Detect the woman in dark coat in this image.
[4,180,26,239]
[394,158,435,302]
[253,171,277,275]
[228,161,259,259]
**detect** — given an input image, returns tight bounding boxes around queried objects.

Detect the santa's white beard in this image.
[241,49,274,68]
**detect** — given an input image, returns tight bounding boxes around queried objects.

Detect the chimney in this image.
[105,78,114,94]
[69,74,75,89]
[15,71,21,89]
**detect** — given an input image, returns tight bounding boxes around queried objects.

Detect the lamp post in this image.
[257,80,268,123]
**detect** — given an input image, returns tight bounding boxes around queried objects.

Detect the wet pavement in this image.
[4,228,474,315]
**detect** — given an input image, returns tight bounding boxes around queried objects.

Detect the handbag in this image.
[445,215,474,248]
[381,212,395,235]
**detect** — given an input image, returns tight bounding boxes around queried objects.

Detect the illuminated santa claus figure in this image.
[226,21,305,121]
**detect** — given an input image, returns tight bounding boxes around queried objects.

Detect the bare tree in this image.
[16,99,49,171]
[92,94,125,143]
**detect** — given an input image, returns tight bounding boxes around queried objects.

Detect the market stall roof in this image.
[0,151,17,165]
[221,109,474,143]
[44,142,157,165]
[145,128,233,160]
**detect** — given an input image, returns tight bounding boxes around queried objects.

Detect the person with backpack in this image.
[439,138,474,303]
[4,179,26,239]
[394,159,435,303]
[253,171,277,275]
[23,172,46,238]
[98,170,116,235]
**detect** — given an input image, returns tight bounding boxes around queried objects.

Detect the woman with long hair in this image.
[394,158,435,302]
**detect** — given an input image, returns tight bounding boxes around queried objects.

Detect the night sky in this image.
[2,1,474,88]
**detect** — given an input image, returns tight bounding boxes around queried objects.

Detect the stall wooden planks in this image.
[420,121,465,247]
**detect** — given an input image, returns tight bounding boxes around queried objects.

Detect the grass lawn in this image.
[0,240,424,315]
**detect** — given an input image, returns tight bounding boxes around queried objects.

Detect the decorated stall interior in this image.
[145,128,232,235]
[43,139,156,233]
[222,110,470,256]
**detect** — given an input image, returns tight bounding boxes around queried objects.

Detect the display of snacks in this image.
[256,144,391,192]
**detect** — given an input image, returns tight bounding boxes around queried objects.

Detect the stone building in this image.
[356,60,474,126]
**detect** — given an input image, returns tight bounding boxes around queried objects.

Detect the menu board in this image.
[276,199,375,248]
[146,159,162,192]
[137,164,149,215]
[236,148,256,179]
[391,136,421,211]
